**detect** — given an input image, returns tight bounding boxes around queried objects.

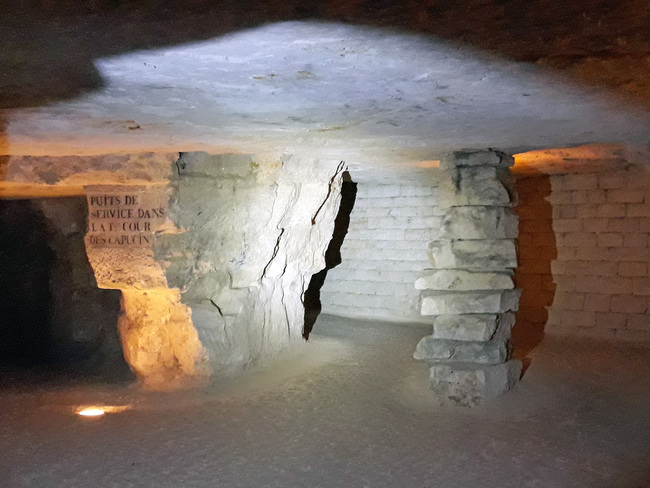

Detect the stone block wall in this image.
[320,171,442,322]
[516,165,650,342]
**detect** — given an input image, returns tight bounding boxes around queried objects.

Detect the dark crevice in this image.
[311,161,345,225]
[262,228,285,279]
[303,171,357,340]
[0,200,55,369]
[0,197,132,386]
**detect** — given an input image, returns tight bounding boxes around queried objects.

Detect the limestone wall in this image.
[320,170,441,322]
[2,152,344,385]
[516,165,650,342]
[157,153,345,372]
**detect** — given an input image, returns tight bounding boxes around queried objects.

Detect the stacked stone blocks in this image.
[415,150,522,406]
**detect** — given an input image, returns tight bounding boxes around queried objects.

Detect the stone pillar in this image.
[414,150,522,406]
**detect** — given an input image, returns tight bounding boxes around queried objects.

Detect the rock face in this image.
[2,151,344,386]
[83,183,206,387]
[155,153,345,374]
[415,149,522,406]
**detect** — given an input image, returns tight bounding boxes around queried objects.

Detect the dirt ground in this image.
[1,314,649,488]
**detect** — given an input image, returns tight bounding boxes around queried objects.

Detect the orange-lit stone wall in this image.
[515,165,650,343]
[83,184,206,387]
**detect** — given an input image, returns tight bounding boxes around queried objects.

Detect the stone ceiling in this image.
[1,1,650,172]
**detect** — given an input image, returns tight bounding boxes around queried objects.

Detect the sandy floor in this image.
[1,314,649,488]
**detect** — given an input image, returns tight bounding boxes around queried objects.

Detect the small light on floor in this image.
[78,408,105,417]
[75,405,131,417]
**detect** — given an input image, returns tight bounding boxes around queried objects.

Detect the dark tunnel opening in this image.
[0,197,133,386]
[303,171,357,340]
[0,199,55,369]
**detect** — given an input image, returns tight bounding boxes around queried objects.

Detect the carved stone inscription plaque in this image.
[85,186,167,247]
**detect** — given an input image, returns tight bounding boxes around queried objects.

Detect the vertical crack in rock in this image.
[454,167,462,193]
[260,180,297,280]
[493,149,507,166]
[209,299,224,317]
[175,153,187,176]
[281,279,292,339]
[209,298,229,345]
[261,228,285,279]
[311,161,345,225]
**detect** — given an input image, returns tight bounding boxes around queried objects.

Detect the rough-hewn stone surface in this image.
[4,14,649,166]
[80,182,207,386]
[156,153,345,373]
[421,290,521,316]
[118,288,205,387]
[432,312,515,342]
[440,151,515,169]
[3,151,344,385]
[415,269,514,291]
[440,206,519,240]
[84,184,172,290]
[0,153,178,198]
[439,166,514,209]
[414,335,508,364]
[428,359,522,407]
[428,240,518,269]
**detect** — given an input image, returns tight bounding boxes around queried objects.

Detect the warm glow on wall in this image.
[411,160,441,169]
[513,143,636,174]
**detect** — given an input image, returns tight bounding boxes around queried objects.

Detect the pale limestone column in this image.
[414,150,522,406]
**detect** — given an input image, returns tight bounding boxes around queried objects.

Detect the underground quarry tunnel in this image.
[1,1,650,486]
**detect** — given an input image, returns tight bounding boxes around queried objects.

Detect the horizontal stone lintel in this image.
[428,239,518,270]
[428,359,522,407]
[432,312,515,341]
[413,335,508,364]
[415,269,514,292]
[421,289,521,315]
